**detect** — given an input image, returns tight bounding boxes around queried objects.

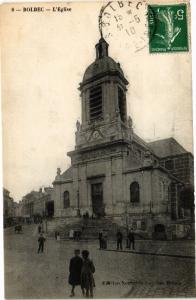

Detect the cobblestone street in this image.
[4,225,196,298]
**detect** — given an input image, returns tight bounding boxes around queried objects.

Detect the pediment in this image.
[88,129,104,142]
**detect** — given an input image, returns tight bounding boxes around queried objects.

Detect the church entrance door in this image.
[91,183,104,217]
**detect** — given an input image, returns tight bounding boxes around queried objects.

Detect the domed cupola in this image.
[81,38,127,86]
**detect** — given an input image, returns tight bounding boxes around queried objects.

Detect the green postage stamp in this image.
[148,4,189,53]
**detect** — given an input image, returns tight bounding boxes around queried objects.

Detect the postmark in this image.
[99,1,149,53]
[148,4,189,53]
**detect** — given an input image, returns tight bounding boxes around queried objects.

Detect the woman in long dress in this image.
[81,250,95,298]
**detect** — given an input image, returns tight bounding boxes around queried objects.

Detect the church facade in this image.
[53,38,194,238]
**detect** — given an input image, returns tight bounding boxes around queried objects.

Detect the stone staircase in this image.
[46,216,120,240]
[45,217,195,241]
[46,217,80,236]
[78,218,119,240]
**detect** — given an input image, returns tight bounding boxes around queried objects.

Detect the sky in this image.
[1,1,193,202]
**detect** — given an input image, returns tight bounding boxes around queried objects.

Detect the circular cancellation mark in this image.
[99,1,153,53]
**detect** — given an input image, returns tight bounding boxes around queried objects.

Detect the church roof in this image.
[61,167,73,180]
[148,138,188,158]
[133,133,149,150]
[83,56,124,82]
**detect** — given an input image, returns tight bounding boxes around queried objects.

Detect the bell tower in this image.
[74,38,133,150]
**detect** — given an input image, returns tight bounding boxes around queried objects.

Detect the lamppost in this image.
[42,211,48,233]
[125,201,129,248]
[77,190,80,217]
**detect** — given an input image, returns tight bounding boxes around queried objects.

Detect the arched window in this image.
[130,182,140,203]
[63,191,70,209]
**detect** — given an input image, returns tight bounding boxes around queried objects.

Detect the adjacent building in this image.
[21,187,54,220]
[3,188,15,218]
[3,188,19,227]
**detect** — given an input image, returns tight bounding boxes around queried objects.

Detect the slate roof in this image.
[148,138,187,158]
[83,56,125,82]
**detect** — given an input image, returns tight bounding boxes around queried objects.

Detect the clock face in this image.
[92,130,101,140]
[99,1,149,53]
[87,130,103,142]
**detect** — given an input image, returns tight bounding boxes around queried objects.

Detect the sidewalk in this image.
[103,239,195,258]
[47,236,195,258]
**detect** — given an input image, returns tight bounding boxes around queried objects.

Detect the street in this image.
[4,224,196,298]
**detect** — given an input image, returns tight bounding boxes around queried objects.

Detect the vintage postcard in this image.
[1,0,195,298]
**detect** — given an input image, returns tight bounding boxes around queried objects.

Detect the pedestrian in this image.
[69,229,74,240]
[55,231,60,240]
[74,231,80,241]
[85,212,89,226]
[37,233,46,253]
[116,230,123,250]
[38,224,42,234]
[128,228,135,250]
[68,249,83,297]
[98,231,103,249]
[102,232,107,249]
[81,250,95,298]
[56,232,60,241]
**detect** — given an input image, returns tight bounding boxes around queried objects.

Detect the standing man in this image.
[37,233,46,253]
[102,232,107,249]
[116,230,123,250]
[128,228,135,250]
[98,231,103,249]
[38,224,42,234]
[68,249,83,297]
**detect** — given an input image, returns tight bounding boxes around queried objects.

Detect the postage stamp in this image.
[148,4,189,53]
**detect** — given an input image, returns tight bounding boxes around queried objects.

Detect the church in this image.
[52,38,194,238]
